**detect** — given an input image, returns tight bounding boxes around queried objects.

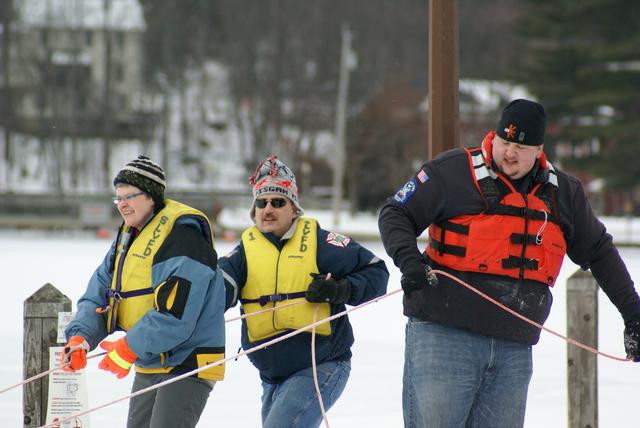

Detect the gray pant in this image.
[127,372,215,428]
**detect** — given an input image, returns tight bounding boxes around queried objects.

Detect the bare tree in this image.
[0,1,15,188]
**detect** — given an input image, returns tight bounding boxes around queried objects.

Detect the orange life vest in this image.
[426,134,567,286]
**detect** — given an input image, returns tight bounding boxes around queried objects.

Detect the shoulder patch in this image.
[326,232,351,248]
[417,170,429,183]
[393,179,417,205]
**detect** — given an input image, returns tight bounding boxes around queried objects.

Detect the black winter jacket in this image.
[379,146,640,344]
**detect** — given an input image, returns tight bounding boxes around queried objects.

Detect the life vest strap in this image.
[428,238,466,257]
[485,204,555,222]
[510,233,542,246]
[440,220,469,235]
[501,255,539,270]
[241,291,307,307]
[96,287,154,313]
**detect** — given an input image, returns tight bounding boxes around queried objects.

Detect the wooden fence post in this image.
[566,269,598,428]
[23,283,71,427]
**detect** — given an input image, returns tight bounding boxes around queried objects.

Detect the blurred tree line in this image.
[138,0,429,207]
[516,0,640,212]
[2,0,639,213]
[137,0,519,210]
[139,0,640,212]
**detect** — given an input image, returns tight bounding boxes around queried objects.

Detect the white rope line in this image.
[37,288,403,428]
[0,352,106,395]
[224,300,305,323]
[311,303,330,428]
[2,301,310,397]
[25,268,632,426]
[0,302,305,395]
[433,269,630,362]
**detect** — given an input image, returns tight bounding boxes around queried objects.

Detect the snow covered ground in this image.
[1,213,639,427]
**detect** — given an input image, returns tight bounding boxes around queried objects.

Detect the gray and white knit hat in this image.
[249,155,303,219]
[113,155,166,210]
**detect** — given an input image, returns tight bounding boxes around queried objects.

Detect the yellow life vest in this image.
[240,217,331,342]
[106,200,214,333]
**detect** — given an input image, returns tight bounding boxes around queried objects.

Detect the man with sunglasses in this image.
[219,155,389,427]
[61,155,226,427]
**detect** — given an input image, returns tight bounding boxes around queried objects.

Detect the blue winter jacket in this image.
[65,216,226,375]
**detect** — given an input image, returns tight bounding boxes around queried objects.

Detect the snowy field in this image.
[1,213,640,427]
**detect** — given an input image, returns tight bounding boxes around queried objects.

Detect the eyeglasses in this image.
[255,198,288,209]
[112,192,144,204]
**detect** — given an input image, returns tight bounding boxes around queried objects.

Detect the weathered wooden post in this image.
[23,283,71,427]
[566,269,598,428]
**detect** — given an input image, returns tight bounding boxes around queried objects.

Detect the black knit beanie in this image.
[113,155,166,211]
[496,99,546,146]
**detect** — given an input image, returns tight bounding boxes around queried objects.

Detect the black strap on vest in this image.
[431,220,469,256]
[477,174,558,223]
[510,233,541,246]
[429,237,466,257]
[109,288,154,299]
[430,154,558,260]
[241,291,306,307]
[97,287,154,313]
[441,221,469,235]
[502,255,539,271]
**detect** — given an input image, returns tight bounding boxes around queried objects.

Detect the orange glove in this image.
[61,336,90,372]
[98,337,137,379]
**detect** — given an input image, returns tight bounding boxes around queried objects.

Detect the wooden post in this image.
[566,269,598,428]
[23,283,71,427]
[428,0,459,159]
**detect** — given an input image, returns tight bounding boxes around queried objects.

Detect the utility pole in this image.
[428,0,459,158]
[332,24,356,227]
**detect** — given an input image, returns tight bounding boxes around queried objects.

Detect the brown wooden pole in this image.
[428,0,459,159]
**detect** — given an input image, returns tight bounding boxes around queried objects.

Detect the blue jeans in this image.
[403,319,533,428]
[261,360,351,428]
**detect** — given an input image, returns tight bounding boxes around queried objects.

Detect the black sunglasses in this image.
[255,198,288,209]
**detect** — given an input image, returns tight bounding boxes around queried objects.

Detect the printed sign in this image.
[57,312,76,344]
[46,347,90,428]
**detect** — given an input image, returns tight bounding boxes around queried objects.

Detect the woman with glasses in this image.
[219,155,389,428]
[60,155,226,428]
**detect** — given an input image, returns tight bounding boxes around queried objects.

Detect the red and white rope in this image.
[0,352,106,395]
[311,303,330,428]
[432,269,629,362]
[37,289,402,428]
[8,268,630,426]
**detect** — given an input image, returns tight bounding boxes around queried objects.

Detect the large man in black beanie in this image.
[379,99,640,427]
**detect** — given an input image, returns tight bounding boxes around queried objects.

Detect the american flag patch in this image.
[417,170,429,183]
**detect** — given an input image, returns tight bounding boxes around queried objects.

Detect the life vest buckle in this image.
[259,293,287,306]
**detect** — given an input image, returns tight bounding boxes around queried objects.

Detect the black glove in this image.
[624,319,640,362]
[401,261,438,294]
[305,274,351,305]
